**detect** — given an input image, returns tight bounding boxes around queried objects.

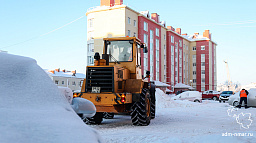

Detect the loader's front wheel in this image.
[103,112,114,119]
[84,112,103,125]
[131,88,151,126]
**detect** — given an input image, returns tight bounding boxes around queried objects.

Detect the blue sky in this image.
[1,0,256,86]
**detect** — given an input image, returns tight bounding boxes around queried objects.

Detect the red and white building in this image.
[86,0,217,92]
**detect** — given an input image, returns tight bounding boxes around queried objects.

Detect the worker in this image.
[238,89,249,108]
[119,47,132,61]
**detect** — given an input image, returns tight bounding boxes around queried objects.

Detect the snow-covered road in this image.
[89,90,256,143]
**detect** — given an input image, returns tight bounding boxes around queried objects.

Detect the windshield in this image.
[106,40,133,62]
[221,91,233,94]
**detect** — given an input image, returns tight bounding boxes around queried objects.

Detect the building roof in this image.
[87,4,216,43]
[182,34,217,45]
[45,70,85,79]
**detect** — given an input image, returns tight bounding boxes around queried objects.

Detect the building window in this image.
[164,34,166,40]
[201,78,205,83]
[193,63,196,67]
[193,79,196,83]
[87,43,94,53]
[134,32,136,37]
[62,81,65,85]
[88,56,94,65]
[128,17,131,24]
[88,19,93,28]
[55,80,59,85]
[144,34,148,46]
[201,46,205,50]
[134,20,136,27]
[201,70,205,74]
[193,46,196,51]
[201,54,205,60]
[193,71,196,75]
[193,55,196,59]
[88,31,94,39]
[72,81,76,86]
[156,28,159,37]
[144,22,148,31]
[144,56,148,67]
[171,36,174,43]
[128,30,131,36]
[150,30,154,81]
[186,45,188,50]
[201,62,205,66]
[201,87,205,91]
[179,40,182,47]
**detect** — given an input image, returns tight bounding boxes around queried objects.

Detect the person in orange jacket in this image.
[238,89,249,108]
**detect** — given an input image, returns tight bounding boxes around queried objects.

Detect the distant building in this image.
[45,69,85,92]
[86,0,217,92]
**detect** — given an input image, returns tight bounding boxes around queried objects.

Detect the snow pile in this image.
[174,83,193,89]
[58,86,73,104]
[155,88,199,109]
[0,53,103,143]
[153,81,170,87]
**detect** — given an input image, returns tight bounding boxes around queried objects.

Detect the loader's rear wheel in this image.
[151,99,156,119]
[103,112,114,119]
[84,112,103,125]
[131,88,151,126]
[150,84,156,119]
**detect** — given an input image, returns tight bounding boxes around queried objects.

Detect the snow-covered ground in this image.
[90,89,256,143]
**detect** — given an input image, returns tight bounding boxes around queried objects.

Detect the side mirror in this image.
[143,47,148,53]
[71,97,96,117]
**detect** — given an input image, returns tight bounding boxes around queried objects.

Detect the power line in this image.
[1,15,85,50]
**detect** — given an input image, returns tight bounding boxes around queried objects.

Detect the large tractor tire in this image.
[150,84,156,119]
[131,88,151,126]
[103,112,114,119]
[150,99,156,119]
[84,112,103,125]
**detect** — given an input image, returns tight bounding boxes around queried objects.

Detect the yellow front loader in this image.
[76,37,156,126]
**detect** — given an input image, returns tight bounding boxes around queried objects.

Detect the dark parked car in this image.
[219,91,234,103]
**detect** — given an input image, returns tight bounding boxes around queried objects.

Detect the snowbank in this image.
[155,88,199,109]
[174,83,192,88]
[0,53,103,143]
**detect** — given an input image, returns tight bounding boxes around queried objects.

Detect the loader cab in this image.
[103,37,147,76]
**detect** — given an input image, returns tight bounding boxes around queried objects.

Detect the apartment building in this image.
[86,0,217,92]
[45,69,85,92]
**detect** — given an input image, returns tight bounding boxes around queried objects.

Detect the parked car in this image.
[219,91,234,103]
[228,88,256,107]
[172,91,202,102]
[58,86,96,118]
[202,90,220,101]
[0,53,103,143]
